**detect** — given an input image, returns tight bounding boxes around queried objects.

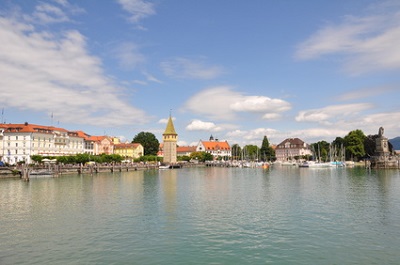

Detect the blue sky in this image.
[1,0,399,147]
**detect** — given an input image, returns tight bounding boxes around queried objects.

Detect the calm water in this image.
[1,166,400,264]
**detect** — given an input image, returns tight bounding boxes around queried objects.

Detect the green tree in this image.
[132,132,160,156]
[189,151,213,162]
[203,152,214,161]
[30,155,43,163]
[75,153,91,164]
[332,137,345,147]
[310,141,330,162]
[364,134,378,157]
[189,151,203,161]
[243,145,260,160]
[231,144,241,160]
[260,136,275,161]
[178,155,191,162]
[139,155,161,163]
[344,129,366,161]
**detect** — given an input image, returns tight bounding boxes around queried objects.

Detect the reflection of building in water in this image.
[159,170,177,225]
[162,115,178,164]
[371,127,399,168]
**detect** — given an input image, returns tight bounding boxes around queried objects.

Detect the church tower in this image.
[162,114,178,164]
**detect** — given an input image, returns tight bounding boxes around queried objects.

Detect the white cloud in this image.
[117,0,156,24]
[230,96,290,113]
[262,113,281,120]
[296,2,400,74]
[0,15,149,127]
[177,140,189,146]
[142,71,162,83]
[295,103,373,124]
[158,117,176,124]
[160,57,225,80]
[361,111,400,138]
[186,120,223,132]
[225,128,279,146]
[114,42,146,69]
[183,86,291,121]
[337,85,396,101]
[288,128,350,143]
[25,0,85,24]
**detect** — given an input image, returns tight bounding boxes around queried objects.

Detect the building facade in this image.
[114,143,144,161]
[0,123,85,164]
[275,138,312,162]
[88,136,114,155]
[196,135,231,160]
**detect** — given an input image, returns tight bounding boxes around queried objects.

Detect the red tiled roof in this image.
[1,123,117,144]
[177,146,197,153]
[87,135,108,142]
[276,138,306,148]
[201,141,230,150]
[75,130,91,140]
[0,123,69,133]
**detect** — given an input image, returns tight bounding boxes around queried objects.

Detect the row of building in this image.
[0,119,311,165]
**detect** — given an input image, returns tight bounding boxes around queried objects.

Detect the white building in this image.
[196,135,231,160]
[0,123,85,165]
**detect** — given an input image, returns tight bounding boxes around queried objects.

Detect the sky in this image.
[1,0,400,147]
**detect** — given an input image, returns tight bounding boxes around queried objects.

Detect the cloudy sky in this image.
[1,0,399,146]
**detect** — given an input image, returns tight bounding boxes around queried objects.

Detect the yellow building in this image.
[114,143,144,161]
[162,115,178,164]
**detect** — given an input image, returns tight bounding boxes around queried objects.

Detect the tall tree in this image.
[344,129,366,161]
[132,132,160,156]
[260,136,275,161]
[364,134,378,157]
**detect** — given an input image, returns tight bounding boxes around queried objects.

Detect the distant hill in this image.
[389,137,400,150]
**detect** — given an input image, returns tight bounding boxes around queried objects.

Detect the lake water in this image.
[1,166,400,264]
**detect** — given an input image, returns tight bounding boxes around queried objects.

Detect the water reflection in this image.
[159,169,178,227]
[1,167,400,264]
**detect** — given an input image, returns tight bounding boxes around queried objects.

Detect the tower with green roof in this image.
[162,115,177,164]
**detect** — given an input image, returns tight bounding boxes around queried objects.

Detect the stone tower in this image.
[371,126,397,168]
[162,115,178,164]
